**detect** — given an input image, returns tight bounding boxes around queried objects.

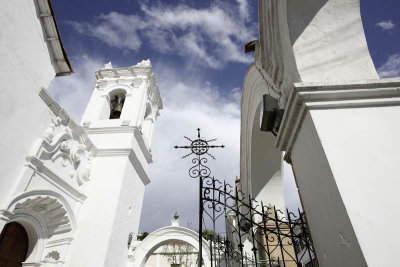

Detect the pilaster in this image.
[276,78,400,267]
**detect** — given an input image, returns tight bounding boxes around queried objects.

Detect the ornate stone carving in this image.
[41,117,93,186]
[15,196,72,236]
[45,251,61,261]
[42,117,62,143]
[58,139,92,186]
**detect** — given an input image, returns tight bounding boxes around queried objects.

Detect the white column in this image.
[277,79,400,267]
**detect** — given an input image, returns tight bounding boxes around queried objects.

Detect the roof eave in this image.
[37,0,73,76]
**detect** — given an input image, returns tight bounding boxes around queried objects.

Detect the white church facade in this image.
[2,0,400,266]
[0,1,162,266]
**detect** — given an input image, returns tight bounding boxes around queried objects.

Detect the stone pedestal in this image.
[276,79,400,267]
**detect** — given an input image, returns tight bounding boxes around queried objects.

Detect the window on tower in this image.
[109,90,126,119]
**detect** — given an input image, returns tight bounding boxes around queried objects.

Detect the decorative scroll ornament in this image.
[41,116,93,186]
[174,128,224,267]
[175,129,318,267]
[42,117,62,143]
[59,139,92,186]
[45,251,60,261]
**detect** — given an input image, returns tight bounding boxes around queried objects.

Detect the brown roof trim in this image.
[47,0,74,74]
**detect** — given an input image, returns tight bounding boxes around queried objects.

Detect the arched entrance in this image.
[0,222,29,266]
[0,190,77,265]
[130,225,211,267]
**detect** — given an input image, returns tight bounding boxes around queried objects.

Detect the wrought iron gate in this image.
[175,129,318,267]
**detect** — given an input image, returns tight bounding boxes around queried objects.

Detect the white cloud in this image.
[376,20,395,31]
[377,53,400,78]
[67,12,145,51]
[236,0,250,21]
[47,54,105,121]
[67,2,255,69]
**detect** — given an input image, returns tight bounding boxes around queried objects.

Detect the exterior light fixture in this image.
[260,94,284,136]
[245,40,257,53]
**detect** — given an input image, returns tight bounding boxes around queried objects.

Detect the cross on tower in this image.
[174,128,225,159]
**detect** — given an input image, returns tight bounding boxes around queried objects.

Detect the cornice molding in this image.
[86,126,152,164]
[276,78,400,160]
[96,148,151,185]
[25,156,87,202]
[85,126,136,134]
[95,148,132,157]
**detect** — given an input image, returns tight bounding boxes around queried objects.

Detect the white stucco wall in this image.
[287,0,379,82]
[65,155,146,267]
[276,80,400,267]
[309,106,400,267]
[0,0,62,207]
[291,113,367,267]
[104,159,147,267]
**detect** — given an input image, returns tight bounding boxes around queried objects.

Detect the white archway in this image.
[240,63,286,212]
[1,190,76,265]
[130,225,211,267]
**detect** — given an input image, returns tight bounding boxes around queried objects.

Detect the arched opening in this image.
[0,222,29,266]
[131,226,211,267]
[144,240,199,267]
[250,101,285,211]
[2,192,76,265]
[109,89,126,119]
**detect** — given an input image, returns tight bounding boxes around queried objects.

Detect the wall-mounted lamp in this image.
[260,94,284,136]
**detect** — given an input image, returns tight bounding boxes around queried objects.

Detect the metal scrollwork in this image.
[175,129,318,267]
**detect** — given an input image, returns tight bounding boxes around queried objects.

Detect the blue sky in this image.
[48,0,399,233]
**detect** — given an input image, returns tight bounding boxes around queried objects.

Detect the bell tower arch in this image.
[81,60,162,146]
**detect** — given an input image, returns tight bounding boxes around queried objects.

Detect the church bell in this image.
[109,95,124,119]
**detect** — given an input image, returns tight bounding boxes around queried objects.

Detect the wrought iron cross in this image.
[174,128,225,267]
[174,128,225,160]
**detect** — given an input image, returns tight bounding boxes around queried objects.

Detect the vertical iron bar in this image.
[248,195,258,267]
[198,154,203,267]
[235,187,245,267]
[273,207,287,267]
[286,209,300,264]
[261,202,273,267]
[223,182,230,267]
[212,177,217,267]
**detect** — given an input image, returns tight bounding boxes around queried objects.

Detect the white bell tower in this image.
[81,59,162,146]
[66,60,162,267]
